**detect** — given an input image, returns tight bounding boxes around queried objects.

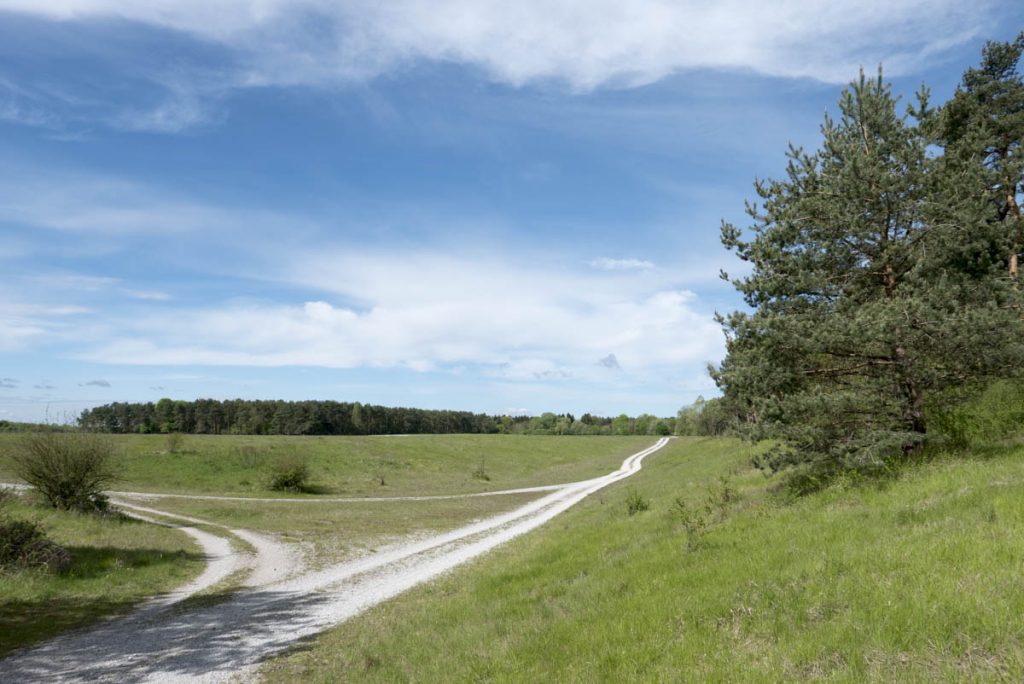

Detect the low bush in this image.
[12,432,115,512]
[236,445,269,469]
[472,456,490,481]
[673,476,739,550]
[625,488,649,515]
[928,380,1024,449]
[268,453,311,492]
[0,517,71,572]
[672,496,708,550]
[165,433,185,454]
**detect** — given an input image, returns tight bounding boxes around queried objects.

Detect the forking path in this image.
[0,437,671,683]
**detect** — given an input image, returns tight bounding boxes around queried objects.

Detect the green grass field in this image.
[0,495,204,657]
[139,492,545,565]
[259,437,1024,682]
[0,434,654,496]
[0,434,649,651]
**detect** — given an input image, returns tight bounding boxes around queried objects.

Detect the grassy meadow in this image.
[0,434,653,650]
[141,492,546,565]
[0,494,204,657]
[0,434,655,496]
[259,436,1024,682]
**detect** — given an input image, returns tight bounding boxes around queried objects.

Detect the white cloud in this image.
[73,249,724,379]
[0,0,992,93]
[589,257,655,271]
[0,166,313,242]
[123,290,172,301]
[0,300,89,352]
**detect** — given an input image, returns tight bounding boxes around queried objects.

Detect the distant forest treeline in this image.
[77,399,678,436]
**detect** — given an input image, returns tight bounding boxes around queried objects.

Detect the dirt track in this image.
[0,438,669,683]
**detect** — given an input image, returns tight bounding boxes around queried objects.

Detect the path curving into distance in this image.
[0,437,670,683]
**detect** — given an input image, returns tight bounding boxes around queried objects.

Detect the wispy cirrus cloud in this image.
[0,0,1001,132]
[0,0,993,87]
[589,257,655,271]
[0,300,90,352]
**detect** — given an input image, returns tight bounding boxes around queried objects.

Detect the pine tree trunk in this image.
[895,344,926,454]
[1009,189,1021,282]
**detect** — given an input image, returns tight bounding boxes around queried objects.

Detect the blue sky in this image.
[1,1,1022,422]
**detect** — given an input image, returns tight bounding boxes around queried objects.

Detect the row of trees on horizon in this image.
[73,398,681,437]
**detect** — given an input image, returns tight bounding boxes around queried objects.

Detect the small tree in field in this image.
[267,453,311,492]
[12,432,116,512]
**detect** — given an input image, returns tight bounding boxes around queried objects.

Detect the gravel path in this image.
[112,501,304,589]
[113,509,247,610]
[103,482,571,503]
[0,438,669,683]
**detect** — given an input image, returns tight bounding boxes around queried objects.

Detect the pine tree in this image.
[938,33,1024,281]
[713,70,1024,480]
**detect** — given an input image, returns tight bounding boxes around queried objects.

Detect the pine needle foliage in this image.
[714,68,1024,484]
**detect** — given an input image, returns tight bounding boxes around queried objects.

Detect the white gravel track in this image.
[113,509,246,611]
[0,438,670,683]
[103,482,570,503]
[111,501,304,589]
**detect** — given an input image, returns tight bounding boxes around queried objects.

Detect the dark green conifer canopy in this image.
[714,54,1024,480]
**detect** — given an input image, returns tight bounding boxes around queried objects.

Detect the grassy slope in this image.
[0,434,654,496]
[261,437,1024,682]
[0,497,204,657]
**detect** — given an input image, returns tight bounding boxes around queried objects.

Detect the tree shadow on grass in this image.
[59,546,203,580]
[0,595,142,658]
[0,588,341,682]
[299,483,336,495]
[0,546,205,657]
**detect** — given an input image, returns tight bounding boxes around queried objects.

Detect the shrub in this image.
[0,518,71,572]
[12,432,115,512]
[625,488,649,515]
[672,477,740,550]
[705,476,737,520]
[268,453,311,492]
[236,444,269,469]
[165,432,184,454]
[673,496,708,550]
[472,455,490,481]
[927,380,1024,449]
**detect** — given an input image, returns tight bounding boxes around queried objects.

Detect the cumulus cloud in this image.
[74,249,724,381]
[33,384,56,390]
[82,379,111,387]
[0,0,992,92]
[0,378,17,389]
[598,353,621,369]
